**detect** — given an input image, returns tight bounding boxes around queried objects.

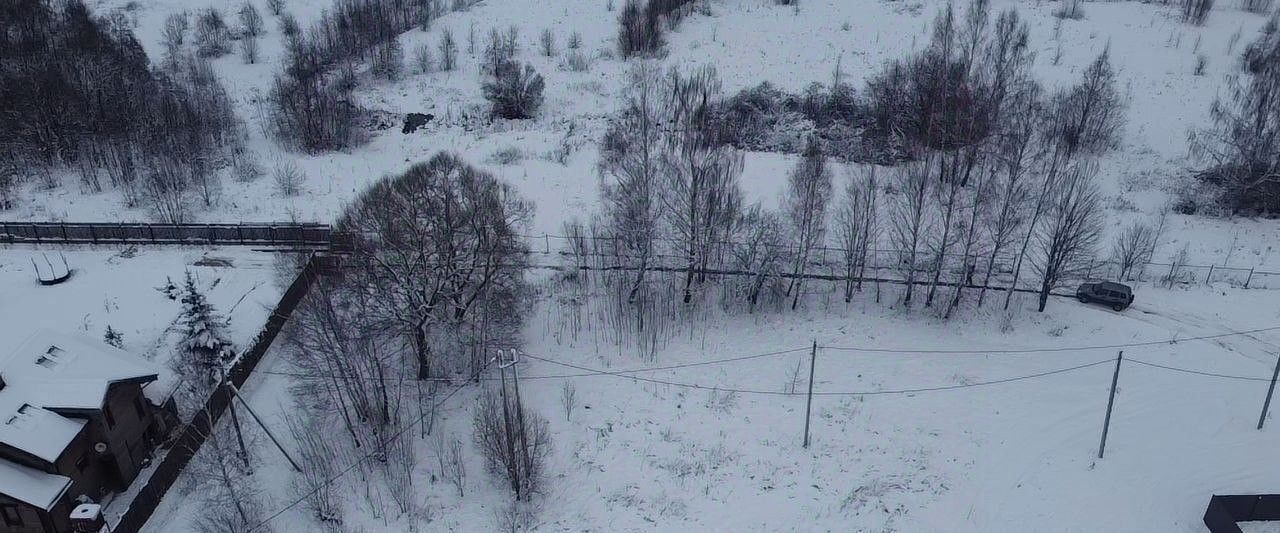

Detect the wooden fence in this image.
[0,221,347,250]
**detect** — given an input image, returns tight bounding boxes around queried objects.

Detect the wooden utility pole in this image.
[497,350,520,500]
[228,384,302,472]
[510,350,531,500]
[1098,351,1124,459]
[803,340,817,448]
[219,366,250,469]
[1258,354,1280,430]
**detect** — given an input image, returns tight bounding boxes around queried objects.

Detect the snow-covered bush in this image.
[370,39,404,80]
[483,62,546,119]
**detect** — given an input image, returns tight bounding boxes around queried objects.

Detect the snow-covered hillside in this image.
[9,0,1277,269]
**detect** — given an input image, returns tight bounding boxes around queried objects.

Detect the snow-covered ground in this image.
[139,278,1280,533]
[0,245,283,362]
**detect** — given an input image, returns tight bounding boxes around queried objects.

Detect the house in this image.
[0,332,176,533]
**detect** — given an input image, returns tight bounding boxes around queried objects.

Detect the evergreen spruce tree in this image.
[178,271,236,382]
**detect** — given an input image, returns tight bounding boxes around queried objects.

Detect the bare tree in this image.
[599,65,664,303]
[336,153,532,380]
[1032,162,1104,312]
[1110,221,1156,281]
[835,166,879,302]
[889,160,933,307]
[784,135,834,310]
[730,204,788,313]
[282,410,343,525]
[658,66,743,303]
[978,84,1040,306]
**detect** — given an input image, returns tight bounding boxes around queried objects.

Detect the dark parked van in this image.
[1076,282,1135,311]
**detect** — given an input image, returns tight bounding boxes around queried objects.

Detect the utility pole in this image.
[219,366,250,469]
[227,384,302,472]
[1098,351,1124,459]
[1258,353,1280,430]
[803,340,817,449]
[497,349,520,500]
[509,349,531,501]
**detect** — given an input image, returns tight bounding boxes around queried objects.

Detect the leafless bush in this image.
[560,381,577,421]
[540,28,556,57]
[439,29,458,71]
[563,50,590,72]
[239,2,265,37]
[274,161,304,195]
[266,0,284,15]
[241,34,260,63]
[1194,54,1208,76]
[1110,221,1156,281]
[278,12,299,37]
[1241,0,1273,13]
[488,146,524,165]
[371,39,405,80]
[413,43,434,73]
[1182,0,1213,25]
[1054,0,1084,19]
[194,8,233,57]
[483,63,545,119]
[431,432,466,497]
[567,30,582,49]
[231,149,263,182]
[283,411,343,525]
[267,73,359,153]
[1162,245,1191,288]
[473,387,553,500]
[163,12,190,48]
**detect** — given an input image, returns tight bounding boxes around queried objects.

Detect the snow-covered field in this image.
[139,278,1280,532]
[0,245,283,360]
[6,0,1280,531]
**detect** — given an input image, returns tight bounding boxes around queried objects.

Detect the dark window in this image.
[0,505,22,526]
[134,395,147,419]
[75,452,89,473]
[104,405,116,429]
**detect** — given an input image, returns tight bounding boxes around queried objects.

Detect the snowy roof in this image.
[0,331,159,468]
[0,331,160,412]
[0,459,70,511]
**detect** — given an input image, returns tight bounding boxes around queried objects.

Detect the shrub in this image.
[239,2,264,37]
[266,0,284,15]
[413,43,433,73]
[472,387,552,499]
[540,28,555,56]
[483,62,545,119]
[273,161,304,195]
[194,8,233,57]
[439,29,458,71]
[278,11,299,36]
[370,39,404,80]
[563,49,590,72]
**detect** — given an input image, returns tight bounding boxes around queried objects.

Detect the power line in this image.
[1125,358,1274,382]
[821,324,1280,355]
[520,352,1118,397]
[259,346,812,382]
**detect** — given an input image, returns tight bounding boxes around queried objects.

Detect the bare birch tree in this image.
[784,135,834,310]
[1032,162,1104,312]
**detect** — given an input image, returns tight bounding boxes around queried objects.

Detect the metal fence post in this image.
[1259,354,1280,430]
[1206,264,1214,284]
[1246,268,1255,289]
[1098,351,1124,459]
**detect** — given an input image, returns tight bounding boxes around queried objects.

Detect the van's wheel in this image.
[1112,304,1125,311]
[1078,295,1088,303]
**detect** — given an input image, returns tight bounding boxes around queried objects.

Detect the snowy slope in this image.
[7,0,1279,270]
